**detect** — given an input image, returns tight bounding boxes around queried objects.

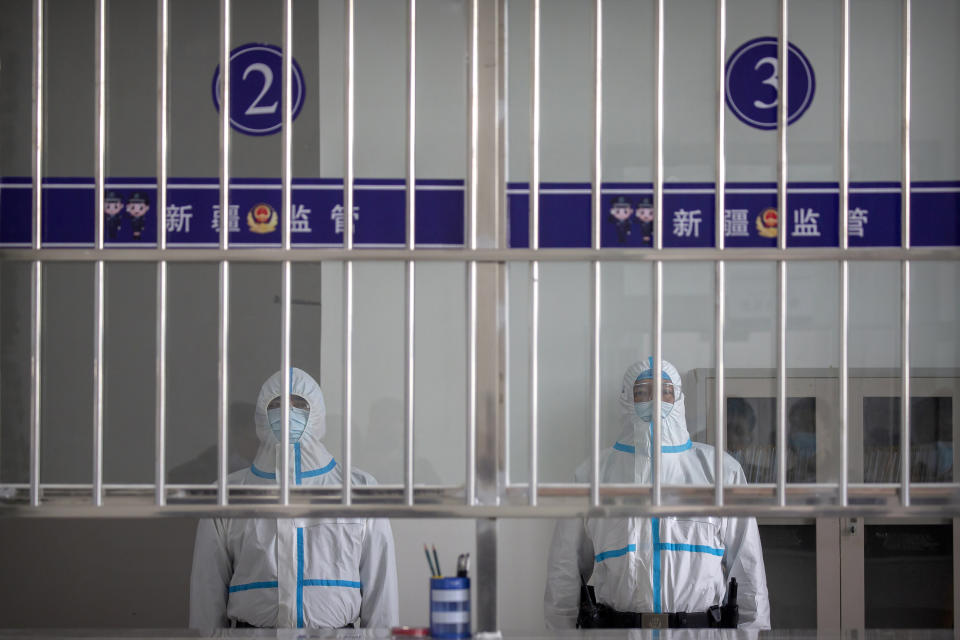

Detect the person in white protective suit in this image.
[544,358,770,630]
[189,368,399,629]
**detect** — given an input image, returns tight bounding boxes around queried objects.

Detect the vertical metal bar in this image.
[465,0,479,507]
[154,0,169,507]
[92,0,106,507]
[404,0,417,507]
[217,0,231,507]
[589,0,602,508]
[342,0,355,506]
[651,0,664,506]
[838,0,850,506]
[775,0,789,506]
[29,0,44,508]
[30,262,42,507]
[279,0,294,506]
[900,0,912,507]
[714,0,726,506]
[528,0,540,507]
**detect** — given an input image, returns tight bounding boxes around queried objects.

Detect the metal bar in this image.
[7,484,958,518]
[403,0,417,506]
[776,259,787,505]
[465,0,479,507]
[589,0,603,508]
[280,262,291,505]
[651,0,664,506]
[342,0,355,506]
[3,247,958,264]
[900,0,912,508]
[775,0,789,507]
[839,0,850,507]
[714,0,727,507]
[29,0,44,508]
[404,258,415,505]
[528,0,540,507]
[29,263,42,507]
[216,0,231,509]
[154,0,169,507]
[92,0,106,508]
[653,0,664,252]
[279,0,293,507]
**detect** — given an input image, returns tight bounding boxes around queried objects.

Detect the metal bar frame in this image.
[3,0,956,537]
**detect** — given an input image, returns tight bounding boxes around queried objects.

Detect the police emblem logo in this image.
[756,208,778,238]
[247,203,278,234]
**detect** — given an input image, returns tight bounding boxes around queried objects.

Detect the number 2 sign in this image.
[725,37,815,130]
[211,43,306,136]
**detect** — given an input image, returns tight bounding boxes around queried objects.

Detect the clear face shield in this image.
[267,394,311,443]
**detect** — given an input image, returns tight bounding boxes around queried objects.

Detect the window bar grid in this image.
[714,0,726,507]
[775,0,789,507]
[465,0,480,507]
[93,0,107,507]
[528,0,540,507]
[900,0,912,508]
[279,0,294,507]
[29,0,44,508]
[651,0,664,507]
[342,0,355,507]
[838,0,850,506]
[217,0,231,507]
[589,0,602,508]
[404,0,417,507]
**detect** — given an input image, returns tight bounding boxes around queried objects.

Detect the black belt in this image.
[588,603,737,629]
[234,621,355,629]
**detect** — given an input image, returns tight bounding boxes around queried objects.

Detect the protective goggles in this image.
[632,378,676,403]
[267,394,310,412]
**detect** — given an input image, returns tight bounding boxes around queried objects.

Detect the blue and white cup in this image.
[429,576,470,639]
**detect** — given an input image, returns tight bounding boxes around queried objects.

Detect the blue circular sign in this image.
[212,43,306,136]
[725,37,815,130]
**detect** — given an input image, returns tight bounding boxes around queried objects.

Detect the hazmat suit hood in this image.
[618,358,691,451]
[250,367,335,481]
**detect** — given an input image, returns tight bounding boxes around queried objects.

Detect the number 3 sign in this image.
[211,43,306,136]
[725,37,815,130]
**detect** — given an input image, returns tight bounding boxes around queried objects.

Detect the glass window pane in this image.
[864,524,954,628]
[759,523,817,628]
[863,397,953,483]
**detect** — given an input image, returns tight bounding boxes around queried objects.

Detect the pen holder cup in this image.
[429,576,471,639]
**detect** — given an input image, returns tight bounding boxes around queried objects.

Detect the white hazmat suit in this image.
[189,368,399,629]
[544,359,770,629]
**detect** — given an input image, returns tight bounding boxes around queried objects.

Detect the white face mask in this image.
[268,406,310,443]
[634,400,675,424]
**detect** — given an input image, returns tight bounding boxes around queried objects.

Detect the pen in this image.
[424,544,437,576]
[432,545,442,577]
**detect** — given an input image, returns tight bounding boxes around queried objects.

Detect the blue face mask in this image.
[634,400,675,424]
[268,406,310,443]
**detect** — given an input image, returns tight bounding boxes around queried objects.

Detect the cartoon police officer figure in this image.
[104,191,125,241]
[608,196,634,244]
[126,191,150,240]
[635,195,654,246]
